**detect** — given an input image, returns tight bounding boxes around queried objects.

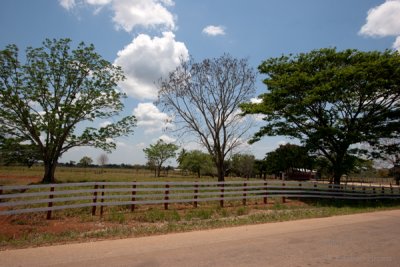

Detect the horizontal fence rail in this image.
[0,181,399,219]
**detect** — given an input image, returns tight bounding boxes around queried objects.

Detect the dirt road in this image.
[1,209,399,267]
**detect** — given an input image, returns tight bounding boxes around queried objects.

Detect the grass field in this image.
[0,165,247,184]
[1,165,399,250]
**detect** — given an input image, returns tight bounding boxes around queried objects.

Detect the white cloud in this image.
[359,0,400,37]
[135,142,146,149]
[114,32,188,100]
[133,102,173,132]
[59,0,175,32]
[157,134,176,143]
[59,0,76,10]
[202,25,226,36]
[250,97,262,104]
[116,141,128,147]
[99,121,112,127]
[277,140,288,146]
[360,0,400,51]
[112,0,175,32]
[393,36,400,50]
[86,0,112,5]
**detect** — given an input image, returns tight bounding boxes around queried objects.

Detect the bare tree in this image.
[158,54,256,181]
[97,153,109,173]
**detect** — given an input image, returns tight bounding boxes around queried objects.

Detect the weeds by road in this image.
[1,198,400,250]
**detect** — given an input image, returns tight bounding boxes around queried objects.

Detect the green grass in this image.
[1,166,400,250]
[1,199,400,250]
[0,165,252,184]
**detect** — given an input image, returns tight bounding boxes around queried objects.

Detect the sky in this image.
[1,0,400,166]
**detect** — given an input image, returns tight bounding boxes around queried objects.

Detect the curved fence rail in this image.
[1,181,399,219]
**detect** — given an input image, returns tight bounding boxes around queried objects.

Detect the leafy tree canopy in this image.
[179,150,214,178]
[79,156,93,167]
[242,48,400,184]
[143,139,179,177]
[264,144,315,176]
[0,135,40,167]
[231,153,255,178]
[0,38,137,182]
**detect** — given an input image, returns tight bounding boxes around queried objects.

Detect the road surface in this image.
[1,209,399,267]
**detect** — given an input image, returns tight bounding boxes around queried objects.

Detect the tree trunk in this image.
[332,161,345,185]
[42,160,57,183]
[157,165,161,177]
[216,160,225,182]
[333,172,341,185]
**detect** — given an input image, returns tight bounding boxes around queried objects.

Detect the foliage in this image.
[0,38,136,183]
[78,156,93,167]
[179,150,214,178]
[143,139,179,177]
[158,54,256,181]
[231,153,255,178]
[241,48,400,184]
[367,138,400,169]
[0,135,40,167]
[264,144,315,177]
[254,159,268,179]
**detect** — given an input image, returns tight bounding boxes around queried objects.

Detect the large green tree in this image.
[242,48,400,184]
[0,38,137,183]
[143,139,179,177]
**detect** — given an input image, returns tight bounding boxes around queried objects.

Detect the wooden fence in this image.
[1,181,399,219]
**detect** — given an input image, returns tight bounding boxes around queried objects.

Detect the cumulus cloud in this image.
[114,32,188,100]
[99,121,112,127]
[59,0,175,32]
[85,0,112,5]
[277,140,288,146]
[59,0,76,10]
[133,102,173,133]
[157,134,176,143]
[135,142,146,149]
[360,0,400,50]
[393,36,400,50]
[250,97,263,104]
[112,0,175,32]
[202,25,226,36]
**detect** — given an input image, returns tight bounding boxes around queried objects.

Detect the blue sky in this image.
[1,0,399,165]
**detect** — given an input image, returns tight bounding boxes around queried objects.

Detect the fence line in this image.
[0,181,399,219]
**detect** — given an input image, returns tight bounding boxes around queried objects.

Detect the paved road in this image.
[1,210,400,267]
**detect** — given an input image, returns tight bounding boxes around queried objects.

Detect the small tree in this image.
[0,38,136,183]
[231,153,255,179]
[97,153,109,166]
[143,139,179,177]
[180,150,214,178]
[79,156,93,167]
[97,153,109,173]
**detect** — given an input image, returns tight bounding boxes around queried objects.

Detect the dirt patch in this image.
[0,214,101,240]
[0,199,310,250]
[0,175,42,185]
